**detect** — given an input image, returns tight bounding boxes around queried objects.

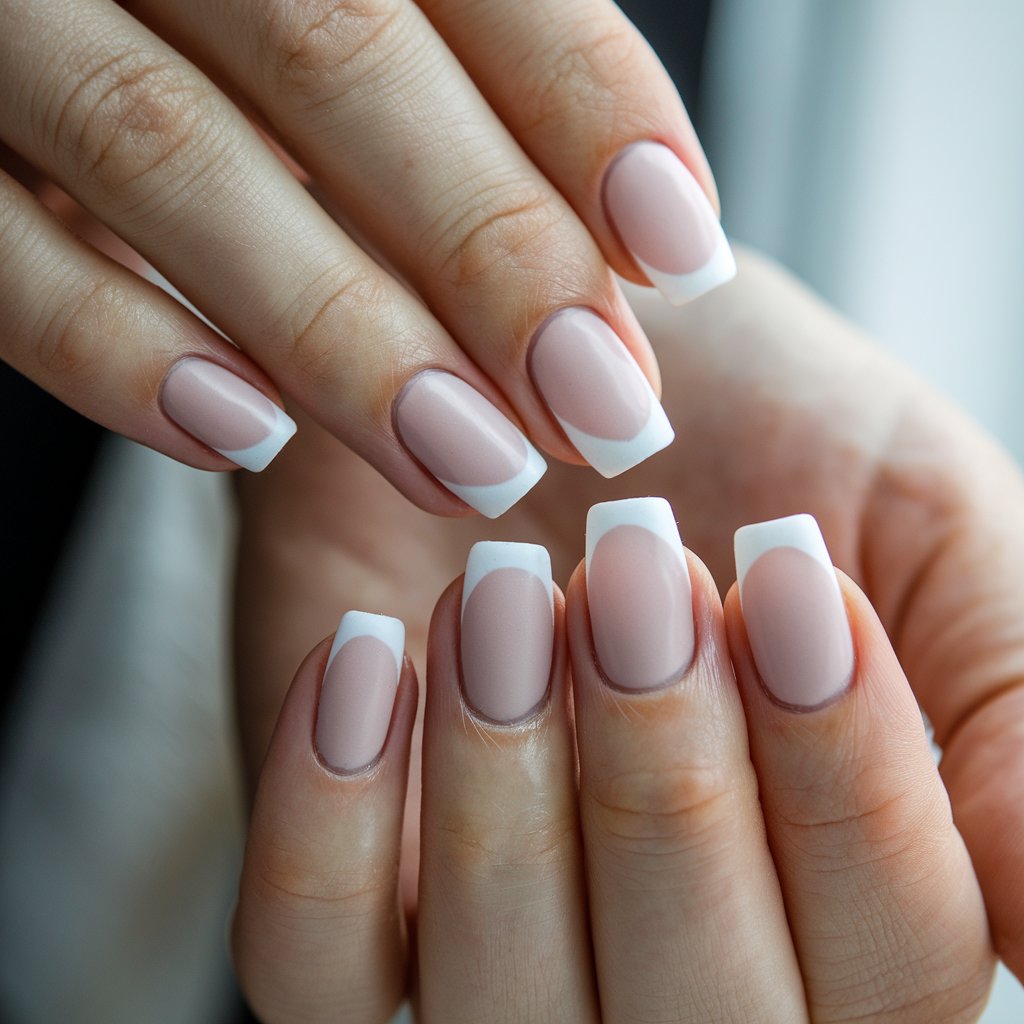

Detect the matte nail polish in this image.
[460,542,554,722]
[315,610,404,773]
[586,497,694,689]
[160,357,296,471]
[734,514,854,709]
[603,141,736,306]
[530,308,674,477]
[394,371,546,518]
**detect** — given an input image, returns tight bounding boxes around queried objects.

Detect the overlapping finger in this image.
[129,0,727,477]
[1,0,546,513]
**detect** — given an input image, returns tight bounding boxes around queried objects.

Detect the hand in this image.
[231,502,993,1021]
[232,248,1024,1005]
[0,0,728,513]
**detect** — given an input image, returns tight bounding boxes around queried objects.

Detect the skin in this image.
[0,0,714,504]
[231,248,1024,1017]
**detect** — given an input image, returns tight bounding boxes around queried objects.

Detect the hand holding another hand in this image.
[1,0,726,511]
[229,251,1024,1020]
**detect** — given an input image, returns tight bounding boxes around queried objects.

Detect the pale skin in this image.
[0,0,713,501]
[230,250,1024,1021]
[4,2,1019,1017]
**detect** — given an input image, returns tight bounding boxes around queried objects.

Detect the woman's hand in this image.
[0,0,729,513]
[232,248,1024,1002]
[231,503,993,1021]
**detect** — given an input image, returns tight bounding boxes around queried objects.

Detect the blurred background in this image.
[2,0,1023,1020]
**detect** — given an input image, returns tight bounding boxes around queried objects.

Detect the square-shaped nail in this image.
[603,141,736,306]
[586,497,694,689]
[160,358,296,471]
[315,611,404,773]
[734,513,854,709]
[530,308,674,477]
[394,371,546,518]
[461,541,553,723]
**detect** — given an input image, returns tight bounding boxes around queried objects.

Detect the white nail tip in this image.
[462,541,553,611]
[439,442,547,518]
[586,497,685,573]
[734,513,837,594]
[326,610,405,676]
[637,227,737,307]
[559,394,675,478]
[215,404,297,472]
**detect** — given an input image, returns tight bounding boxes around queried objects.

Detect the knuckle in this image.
[48,51,218,195]
[427,180,567,290]
[267,0,405,105]
[775,758,941,869]
[35,276,123,382]
[518,20,647,132]
[249,859,384,920]
[587,762,740,862]
[437,806,578,881]
[279,263,395,385]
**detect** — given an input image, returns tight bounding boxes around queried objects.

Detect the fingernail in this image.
[734,513,854,710]
[603,141,736,306]
[585,497,694,689]
[315,610,404,773]
[461,541,554,723]
[394,371,546,518]
[160,357,296,471]
[530,308,674,477]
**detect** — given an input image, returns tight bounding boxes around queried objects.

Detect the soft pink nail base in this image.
[160,357,296,471]
[740,547,854,711]
[315,614,403,773]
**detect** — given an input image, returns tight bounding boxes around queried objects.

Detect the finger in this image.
[864,424,1024,982]
[417,544,598,1023]
[727,514,994,1022]
[567,498,806,1024]
[0,0,545,516]
[138,0,685,479]
[419,0,732,299]
[0,169,294,470]
[232,611,414,1023]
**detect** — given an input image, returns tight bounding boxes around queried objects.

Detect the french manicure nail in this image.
[160,357,296,471]
[734,514,854,709]
[530,308,674,477]
[460,542,554,722]
[586,497,694,689]
[603,141,736,306]
[394,371,546,518]
[315,610,404,773]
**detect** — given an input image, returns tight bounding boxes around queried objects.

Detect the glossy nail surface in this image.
[586,497,694,689]
[160,358,296,471]
[735,514,854,709]
[315,611,404,773]
[461,542,553,722]
[603,141,736,306]
[530,308,674,477]
[395,371,546,518]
